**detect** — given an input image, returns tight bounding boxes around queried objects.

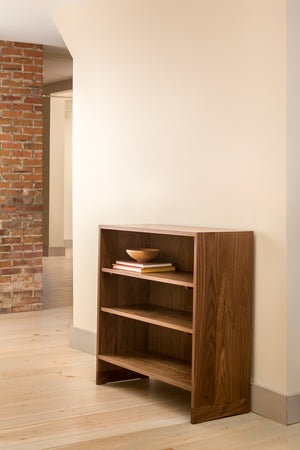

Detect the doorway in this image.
[43,84,73,257]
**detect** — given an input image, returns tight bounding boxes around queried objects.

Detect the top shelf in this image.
[102,268,194,288]
[99,224,236,236]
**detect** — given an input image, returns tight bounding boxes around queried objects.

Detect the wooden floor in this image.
[0,251,300,449]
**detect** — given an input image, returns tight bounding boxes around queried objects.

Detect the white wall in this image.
[49,94,73,247]
[49,96,65,248]
[287,0,300,395]
[64,100,73,241]
[55,0,287,394]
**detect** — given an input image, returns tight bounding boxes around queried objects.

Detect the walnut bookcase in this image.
[96,225,254,424]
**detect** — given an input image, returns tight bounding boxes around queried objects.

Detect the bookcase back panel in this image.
[100,273,150,307]
[101,272,193,313]
[100,229,194,272]
[98,314,148,354]
[149,283,193,313]
[148,325,192,363]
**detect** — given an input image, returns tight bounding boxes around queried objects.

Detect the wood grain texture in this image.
[102,268,194,287]
[51,412,300,450]
[101,305,193,333]
[97,225,254,424]
[99,352,192,391]
[192,231,254,423]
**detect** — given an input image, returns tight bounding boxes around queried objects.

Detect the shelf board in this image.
[102,268,194,288]
[98,352,192,391]
[101,304,193,333]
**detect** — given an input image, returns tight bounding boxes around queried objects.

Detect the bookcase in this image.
[96,225,254,424]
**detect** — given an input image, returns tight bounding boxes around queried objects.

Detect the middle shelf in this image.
[101,304,193,333]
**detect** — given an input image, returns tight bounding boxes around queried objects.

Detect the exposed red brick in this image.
[1,237,22,244]
[0,102,10,109]
[24,143,42,150]
[0,39,43,314]
[2,110,22,118]
[24,65,43,73]
[0,276,12,283]
[0,55,12,62]
[1,158,21,166]
[2,126,23,134]
[11,150,32,157]
[23,50,42,58]
[13,104,33,111]
[1,142,22,149]
[2,174,22,181]
[0,134,12,141]
[0,71,10,78]
[2,205,23,212]
[13,134,32,141]
[0,261,12,268]
[33,135,43,143]
[12,57,32,64]
[23,112,42,119]
[2,267,22,275]
[23,127,43,134]
[0,118,12,125]
[13,119,33,126]
[1,47,22,56]
[24,97,43,105]
[2,79,23,87]
[23,159,42,166]
[2,63,22,71]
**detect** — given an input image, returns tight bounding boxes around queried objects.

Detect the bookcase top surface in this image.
[99,224,249,236]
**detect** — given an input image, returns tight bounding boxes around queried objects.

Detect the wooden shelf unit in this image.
[96,224,254,424]
[101,305,193,333]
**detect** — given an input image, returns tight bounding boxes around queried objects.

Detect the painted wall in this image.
[64,100,73,242]
[55,0,287,394]
[49,95,73,247]
[287,0,300,395]
[49,96,65,248]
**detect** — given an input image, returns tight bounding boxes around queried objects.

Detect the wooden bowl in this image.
[126,248,160,263]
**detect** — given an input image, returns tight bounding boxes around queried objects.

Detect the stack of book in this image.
[112,259,176,273]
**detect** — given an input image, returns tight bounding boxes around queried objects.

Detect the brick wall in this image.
[0,41,43,313]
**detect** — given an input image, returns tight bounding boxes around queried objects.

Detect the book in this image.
[112,263,176,273]
[115,259,173,269]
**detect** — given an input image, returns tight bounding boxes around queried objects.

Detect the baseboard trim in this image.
[64,239,73,248]
[68,328,300,425]
[251,383,287,424]
[69,326,96,356]
[48,247,65,256]
[287,393,300,425]
[251,383,300,425]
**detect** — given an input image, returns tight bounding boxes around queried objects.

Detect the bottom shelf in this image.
[98,352,192,391]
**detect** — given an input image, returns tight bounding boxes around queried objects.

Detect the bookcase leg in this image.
[191,399,250,424]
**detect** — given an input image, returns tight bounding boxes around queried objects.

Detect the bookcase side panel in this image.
[192,231,254,423]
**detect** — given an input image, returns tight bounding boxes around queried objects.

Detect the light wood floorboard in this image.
[0,250,299,449]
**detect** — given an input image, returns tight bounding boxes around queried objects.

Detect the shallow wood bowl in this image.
[126,248,160,263]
